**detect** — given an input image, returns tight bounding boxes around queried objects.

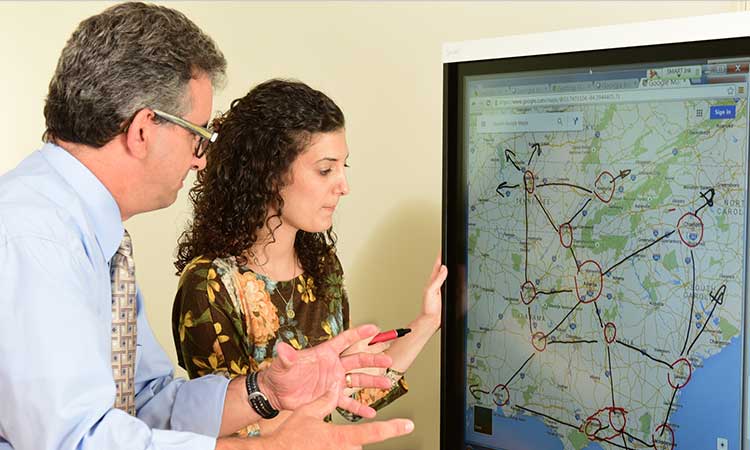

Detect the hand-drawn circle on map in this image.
[608,407,627,433]
[594,171,616,203]
[652,423,675,450]
[491,384,510,406]
[559,222,574,248]
[677,212,704,248]
[574,260,603,303]
[583,417,602,439]
[603,322,617,344]
[531,332,547,352]
[667,357,692,389]
[524,170,535,194]
[520,281,537,305]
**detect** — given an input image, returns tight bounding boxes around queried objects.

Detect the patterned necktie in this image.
[110,229,137,415]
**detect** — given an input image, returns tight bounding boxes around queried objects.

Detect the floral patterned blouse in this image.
[171,252,407,435]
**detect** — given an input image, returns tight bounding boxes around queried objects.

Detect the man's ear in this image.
[125,109,156,160]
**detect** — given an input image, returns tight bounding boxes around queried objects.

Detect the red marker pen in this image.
[368,328,411,345]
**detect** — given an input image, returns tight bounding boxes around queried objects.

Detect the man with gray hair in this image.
[0,3,413,449]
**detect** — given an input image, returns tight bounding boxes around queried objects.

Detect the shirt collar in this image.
[40,143,124,260]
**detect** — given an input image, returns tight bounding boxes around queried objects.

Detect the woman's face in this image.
[278,129,350,233]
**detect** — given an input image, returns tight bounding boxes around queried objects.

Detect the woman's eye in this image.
[320,169,332,176]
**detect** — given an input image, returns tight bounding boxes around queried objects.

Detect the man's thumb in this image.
[276,342,298,368]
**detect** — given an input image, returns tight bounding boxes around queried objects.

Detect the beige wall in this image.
[1,1,743,448]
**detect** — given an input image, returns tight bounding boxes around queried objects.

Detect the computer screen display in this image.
[442,19,750,450]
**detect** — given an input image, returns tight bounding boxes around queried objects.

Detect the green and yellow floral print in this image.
[171,252,407,435]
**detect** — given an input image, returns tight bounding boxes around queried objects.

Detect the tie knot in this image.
[117,229,133,258]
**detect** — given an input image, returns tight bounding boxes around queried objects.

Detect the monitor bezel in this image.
[441,35,750,450]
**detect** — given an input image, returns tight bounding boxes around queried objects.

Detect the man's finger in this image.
[339,419,415,446]
[326,324,379,354]
[297,381,341,420]
[363,341,391,354]
[337,395,377,419]
[341,352,392,372]
[345,372,392,390]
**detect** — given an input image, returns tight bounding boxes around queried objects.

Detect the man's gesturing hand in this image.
[257,324,393,418]
[261,382,414,450]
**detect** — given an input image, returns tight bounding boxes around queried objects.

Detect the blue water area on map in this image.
[464,406,609,450]
[464,337,742,450]
[671,336,741,450]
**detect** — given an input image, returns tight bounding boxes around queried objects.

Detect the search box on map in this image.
[477,112,583,133]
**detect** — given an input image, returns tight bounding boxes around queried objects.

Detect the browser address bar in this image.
[478,112,582,133]
[470,83,743,110]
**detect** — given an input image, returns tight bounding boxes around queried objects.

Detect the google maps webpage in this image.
[464,60,749,450]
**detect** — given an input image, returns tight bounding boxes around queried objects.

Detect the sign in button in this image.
[710,105,736,119]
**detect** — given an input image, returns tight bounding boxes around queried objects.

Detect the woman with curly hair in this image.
[171,79,447,437]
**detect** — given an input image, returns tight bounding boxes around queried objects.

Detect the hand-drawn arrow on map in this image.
[608,169,632,184]
[504,149,521,171]
[496,181,520,197]
[695,187,715,215]
[527,143,541,166]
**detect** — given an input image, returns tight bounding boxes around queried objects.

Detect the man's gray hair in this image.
[43,2,227,147]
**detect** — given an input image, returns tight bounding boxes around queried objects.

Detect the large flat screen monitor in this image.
[442,13,750,450]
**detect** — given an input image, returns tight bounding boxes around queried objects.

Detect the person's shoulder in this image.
[178,255,237,285]
[0,172,82,248]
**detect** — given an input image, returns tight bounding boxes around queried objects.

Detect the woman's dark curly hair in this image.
[175,79,345,296]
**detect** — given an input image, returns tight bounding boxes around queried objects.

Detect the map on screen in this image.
[464,62,748,450]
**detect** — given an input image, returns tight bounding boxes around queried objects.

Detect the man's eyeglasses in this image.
[153,109,217,159]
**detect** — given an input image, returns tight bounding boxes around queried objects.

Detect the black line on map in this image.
[607,346,616,408]
[594,303,604,328]
[686,284,726,356]
[468,383,489,400]
[537,182,593,194]
[661,387,678,436]
[545,300,582,338]
[615,339,673,369]
[569,198,592,224]
[603,230,675,276]
[548,339,598,345]
[622,430,651,448]
[537,288,573,296]
[525,192,529,281]
[569,245,580,270]
[680,249,696,356]
[621,433,630,450]
[514,405,579,430]
[527,307,533,334]
[535,193,559,232]
[505,353,535,387]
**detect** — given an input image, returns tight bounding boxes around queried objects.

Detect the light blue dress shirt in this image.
[0,144,229,449]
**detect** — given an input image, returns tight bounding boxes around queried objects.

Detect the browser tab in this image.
[510,84,551,95]
[595,79,640,90]
[639,78,691,89]
[550,81,595,93]
[646,65,702,80]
